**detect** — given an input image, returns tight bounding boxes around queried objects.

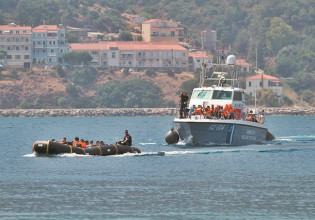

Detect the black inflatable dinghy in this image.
[33,140,141,156]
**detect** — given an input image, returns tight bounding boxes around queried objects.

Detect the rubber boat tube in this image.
[33,140,141,156]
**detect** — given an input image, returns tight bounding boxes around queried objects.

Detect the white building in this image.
[0,23,32,68]
[188,51,213,72]
[32,24,69,65]
[69,41,188,71]
[246,73,282,102]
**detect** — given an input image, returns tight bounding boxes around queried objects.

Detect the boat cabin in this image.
[188,86,245,110]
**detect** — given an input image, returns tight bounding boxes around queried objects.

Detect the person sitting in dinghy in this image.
[116,130,132,146]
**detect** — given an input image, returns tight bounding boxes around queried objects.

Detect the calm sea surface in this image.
[0,115,314,220]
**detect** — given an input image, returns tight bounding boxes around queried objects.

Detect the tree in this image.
[275,45,298,78]
[66,31,80,43]
[266,17,297,56]
[70,68,97,85]
[62,51,92,66]
[96,79,165,107]
[118,31,133,41]
[17,0,61,26]
[257,88,279,107]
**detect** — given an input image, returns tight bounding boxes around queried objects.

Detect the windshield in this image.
[212,90,232,100]
[191,90,212,100]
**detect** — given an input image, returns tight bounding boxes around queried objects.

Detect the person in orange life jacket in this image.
[80,139,87,148]
[116,130,132,146]
[72,137,80,147]
[59,137,67,144]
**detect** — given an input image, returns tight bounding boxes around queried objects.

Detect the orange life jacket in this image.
[80,141,87,148]
[72,140,79,147]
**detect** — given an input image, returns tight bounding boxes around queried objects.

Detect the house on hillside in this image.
[142,19,184,43]
[69,41,188,71]
[188,51,213,72]
[201,28,217,50]
[0,23,32,68]
[32,24,69,65]
[236,59,253,74]
[245,73,282,102]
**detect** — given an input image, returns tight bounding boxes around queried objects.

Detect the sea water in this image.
[0,115,314,219]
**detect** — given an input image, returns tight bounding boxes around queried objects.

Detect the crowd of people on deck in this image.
[186,104,243,120]
[179,91,264,123]
[50,130,132,148]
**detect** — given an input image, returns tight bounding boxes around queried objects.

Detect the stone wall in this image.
[0,107,314,117]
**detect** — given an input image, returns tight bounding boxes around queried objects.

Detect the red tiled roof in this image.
[70,44,102,50]
[70,42,187,51]
[0,25,31,31]
[236,59,252,67]
[142,19,170,24]
[188,51,213,58]
[246,74,280,81]
[33,25,63,32]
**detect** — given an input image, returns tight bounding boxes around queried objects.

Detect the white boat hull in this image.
[174,117,268,145]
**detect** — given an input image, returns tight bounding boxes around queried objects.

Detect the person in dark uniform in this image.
[116,130,132,146]
[179,91,189,118]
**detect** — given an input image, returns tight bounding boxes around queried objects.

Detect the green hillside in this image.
[0,0,314,107]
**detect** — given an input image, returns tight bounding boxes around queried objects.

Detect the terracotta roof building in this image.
[142,19,184,43]
[70,41,188,71]
[32,24,69,65]
[0,23,32,68]
[245,73,282,102]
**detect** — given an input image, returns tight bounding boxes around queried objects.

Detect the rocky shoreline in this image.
[0,107,314,117]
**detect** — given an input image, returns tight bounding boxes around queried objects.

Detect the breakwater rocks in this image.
[0,107,314,117]
[0,108,176,117]
[262,107,315,115]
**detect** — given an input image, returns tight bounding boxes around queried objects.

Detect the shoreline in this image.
[0,107,314,117]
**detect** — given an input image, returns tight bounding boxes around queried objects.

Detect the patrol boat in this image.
[166,55,275,146]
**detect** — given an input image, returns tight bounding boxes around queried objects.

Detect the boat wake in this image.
[273,135,315,145]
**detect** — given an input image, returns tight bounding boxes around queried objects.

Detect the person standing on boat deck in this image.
[116,130,132,146]
[179,91,189,118]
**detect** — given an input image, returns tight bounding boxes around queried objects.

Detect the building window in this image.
[171,31,175,37]
[25,47,28,50]
[51,49,54,53]
[112,52,115,58]
[24,55,30,59]
[7,38,10,42]
[16,47,19,50]
[249,82,251,87]
[7,55,12,59]
[259,82,262,87]
[15,55,20,59]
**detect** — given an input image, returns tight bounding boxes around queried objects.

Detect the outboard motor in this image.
[165,129,179,144]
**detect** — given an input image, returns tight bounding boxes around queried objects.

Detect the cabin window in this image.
[191,90,212,99]
[233,91,243,101]
[212,90,232,100]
